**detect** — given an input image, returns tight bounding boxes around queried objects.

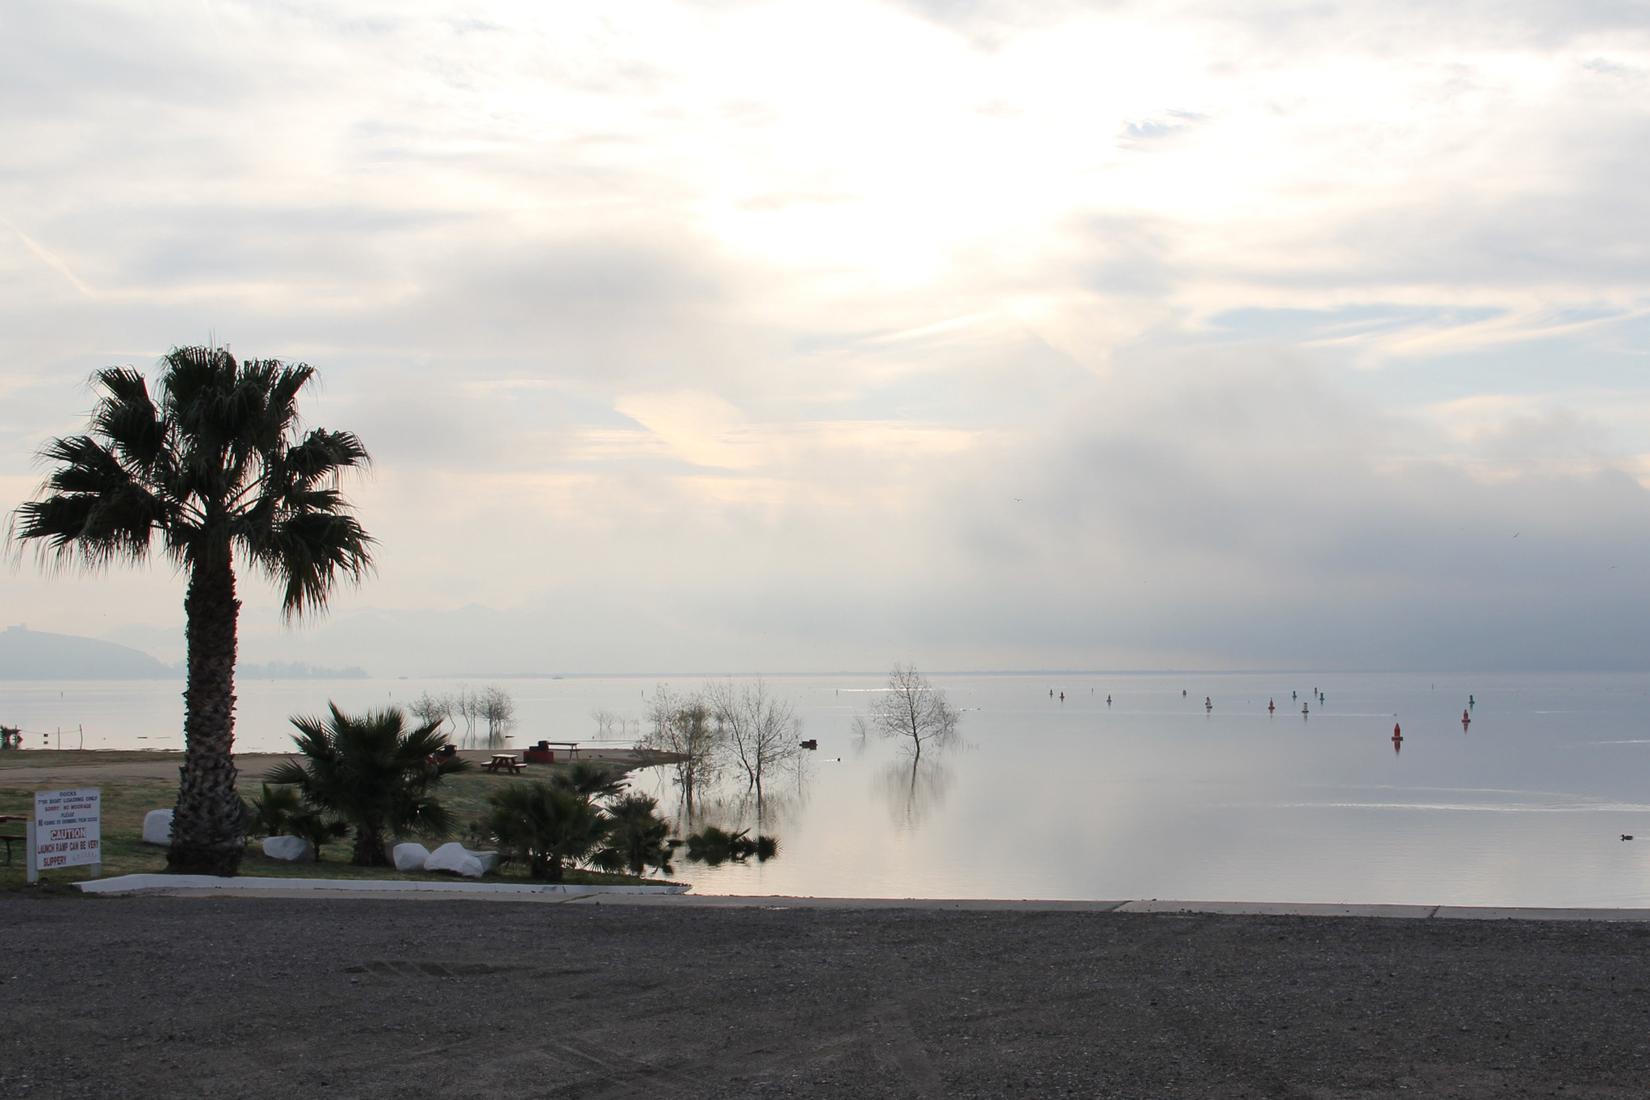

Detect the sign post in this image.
[27,788,101,884]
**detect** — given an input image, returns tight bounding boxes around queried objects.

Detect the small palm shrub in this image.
[244,783,302,838]
[285,811,349,861]
[684,825,779,866]
[483,768,676,881]
[592,793,674,876]
[486,782,607,882]
[268,703,467,866]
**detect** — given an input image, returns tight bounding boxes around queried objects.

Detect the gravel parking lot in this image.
[5,894,1649,1098]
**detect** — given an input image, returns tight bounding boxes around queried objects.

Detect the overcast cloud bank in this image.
[3,1,1647,673]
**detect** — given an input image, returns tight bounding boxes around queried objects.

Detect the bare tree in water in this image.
[642,685,724,817]
[480,686,515,747]
[408,691,453,737]
[447,688,477,745]
[705,679,800,804]
[868,664,959,763]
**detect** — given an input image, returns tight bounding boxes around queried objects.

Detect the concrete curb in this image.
[68,879,1650,921]
[76,873,691,898]
[555,895,1650,921]
[1117,900,1436,918]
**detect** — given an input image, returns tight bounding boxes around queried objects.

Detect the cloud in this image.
[3,0,1649,673]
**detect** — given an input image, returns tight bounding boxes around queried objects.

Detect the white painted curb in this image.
[76,873,691,897]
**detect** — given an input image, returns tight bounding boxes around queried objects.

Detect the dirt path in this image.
[0,751,298,783]
[0,747,665,784]
[5,895,1647,1098]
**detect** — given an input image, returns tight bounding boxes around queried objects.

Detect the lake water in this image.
[4,670,1649,907]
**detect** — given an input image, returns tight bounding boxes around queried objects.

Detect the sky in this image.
[2,0,1648,675]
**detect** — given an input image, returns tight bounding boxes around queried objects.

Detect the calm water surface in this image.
[5,671,1648,907]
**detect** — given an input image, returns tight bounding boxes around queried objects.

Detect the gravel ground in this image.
[5,894,1649,1098]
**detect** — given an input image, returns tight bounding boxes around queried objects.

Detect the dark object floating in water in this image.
[1623,835,1634,841]
[799,739,818,750]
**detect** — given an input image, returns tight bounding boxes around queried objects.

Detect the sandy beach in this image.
[7,892,1649,1098]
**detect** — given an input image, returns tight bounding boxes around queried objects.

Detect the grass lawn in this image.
[0,765,667,891]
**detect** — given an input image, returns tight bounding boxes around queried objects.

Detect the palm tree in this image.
[9,347,373,874]
[268,703,466,866]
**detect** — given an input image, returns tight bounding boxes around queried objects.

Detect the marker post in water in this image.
[27,788,101,885]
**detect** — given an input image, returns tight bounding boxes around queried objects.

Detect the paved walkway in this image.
[77,874,1650,921]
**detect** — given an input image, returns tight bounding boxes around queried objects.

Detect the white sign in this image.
[30,787,101,882]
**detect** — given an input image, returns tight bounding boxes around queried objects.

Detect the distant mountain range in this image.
[0,625,368,680]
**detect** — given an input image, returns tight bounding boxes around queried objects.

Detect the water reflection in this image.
[665,752,812,841]
[877,754,953,829]
[33,671,1650,905]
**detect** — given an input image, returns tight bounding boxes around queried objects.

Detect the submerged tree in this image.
[8,347,373,874]
[642,686,724,817]
[268,703,466,866]
[479,685,516,747]
[868,663,959,763]
[684,825,779,866]
[407,691,453,737]
[705,679,801,803]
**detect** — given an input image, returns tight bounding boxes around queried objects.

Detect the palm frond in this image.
[283,428,370,485]
[258,512,375,619]
[264,759,311,788]
[12,437,168,568]
[89,367,169,474]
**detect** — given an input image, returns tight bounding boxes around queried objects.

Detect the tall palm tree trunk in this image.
[167,556,245,875]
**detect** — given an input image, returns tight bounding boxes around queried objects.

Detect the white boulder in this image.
[262,835,314,862]
[470,850,501,874]
[423,841,486,878]
[141,809,173,846]
[392,842,431,872]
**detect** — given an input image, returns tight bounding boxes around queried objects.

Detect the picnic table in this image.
[484,753,526,774]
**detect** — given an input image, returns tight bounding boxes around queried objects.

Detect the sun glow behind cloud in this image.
[1,0,1648,672]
